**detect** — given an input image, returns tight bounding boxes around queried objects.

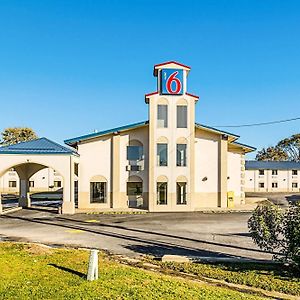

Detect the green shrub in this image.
[248,202,300,267]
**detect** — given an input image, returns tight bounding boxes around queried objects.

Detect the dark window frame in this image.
[90,181,107,204]
[177,182,187,205]
[176,144,187,167]
[177,105,188,128]
[157,143,168,166]
[157,182,168,205]
[157,104,168,128]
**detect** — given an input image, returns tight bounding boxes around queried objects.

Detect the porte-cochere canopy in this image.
[0,138,79,214]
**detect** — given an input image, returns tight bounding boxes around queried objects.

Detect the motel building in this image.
[0,61,255,214]
[245,161,300,193]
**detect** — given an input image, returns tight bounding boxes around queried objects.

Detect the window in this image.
[157,143,168,166]
[292,170,298,176]
[127,146,143,161]
[8,181,16,188]
[177,182,187,205]
[259,182,265,188]
[272,170,278,175]
[90,182,107,203]
[177,144,187,166]
[157,105,168,128]
[29,181,34,188]
[54,181,62,188]
[127,182,143,196]
[177,106,187,128]
[272,182,278,188]
[292,182,298,188]
[157,182,167,205]
[259,170,264,176]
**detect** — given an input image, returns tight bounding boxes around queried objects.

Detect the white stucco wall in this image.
[77,136,112,193]
[227,152,242,196]
[194,133,219,193]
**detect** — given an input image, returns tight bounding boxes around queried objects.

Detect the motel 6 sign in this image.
[161,69,184,95]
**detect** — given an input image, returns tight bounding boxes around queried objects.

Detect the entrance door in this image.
[127,181,143,208]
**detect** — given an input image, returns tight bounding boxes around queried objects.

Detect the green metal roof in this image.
[195,123,240,138]
[64,121,148,146]
[64,121,242,146]
[231,141,256,151]
[0,137,79,156]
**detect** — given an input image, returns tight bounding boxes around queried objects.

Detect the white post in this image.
[87,249,99,281]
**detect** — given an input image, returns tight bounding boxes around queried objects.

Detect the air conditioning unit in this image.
[126,165,142,172]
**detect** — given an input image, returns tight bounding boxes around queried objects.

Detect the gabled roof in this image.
[64,120,244,147]
[145,91,199,103]
[64,121,149,146]
[230,141,256,153]
[246,160,300,170]
[153,61,191,76]
[195,123,240,140]
[0,137,78,156]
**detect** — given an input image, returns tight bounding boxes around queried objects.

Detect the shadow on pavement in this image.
[0,211,276,260]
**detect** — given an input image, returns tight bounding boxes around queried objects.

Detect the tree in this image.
[256,146,288,161]
[256,133,300,162]
[0,127,38,146]
[248,202,300,266]
[277,134,300,162]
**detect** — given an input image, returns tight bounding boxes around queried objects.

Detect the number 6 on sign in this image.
[161,69,183,95]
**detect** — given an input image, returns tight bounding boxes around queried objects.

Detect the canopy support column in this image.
[19,178,31,208]
[62,157,75,214]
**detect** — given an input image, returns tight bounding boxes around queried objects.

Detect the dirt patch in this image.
[24,243,53,255]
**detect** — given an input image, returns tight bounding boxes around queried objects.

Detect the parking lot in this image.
[0,209,273,260]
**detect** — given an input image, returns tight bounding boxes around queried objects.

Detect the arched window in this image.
[127,140,143,161]
[127,175,143,197]
[157,98,169,128]
[157,137,168,167]
[157,175,168,205]
[176,176,187,205]
[177,99,188,128]
[176,138,187,167]
[90,175,107,204]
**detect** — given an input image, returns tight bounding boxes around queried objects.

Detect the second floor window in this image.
[176,144,187,166]
[292,170,298,176]
[157,143,168,166]
[177,105,187,128]
[127,146,143,161]
[259,170,264,176]
[157,105,168,128]
[272,170,278,176]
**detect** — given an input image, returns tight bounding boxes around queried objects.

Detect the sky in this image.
[0,0,299,159]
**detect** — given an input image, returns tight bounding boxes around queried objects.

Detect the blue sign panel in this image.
[161,69,183,95]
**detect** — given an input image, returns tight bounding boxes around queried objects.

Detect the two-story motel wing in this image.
[64,61,255,212]
[0,61,255,214]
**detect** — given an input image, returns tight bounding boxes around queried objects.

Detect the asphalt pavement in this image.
[0,209,273,260]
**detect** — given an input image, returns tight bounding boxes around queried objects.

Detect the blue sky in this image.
[0,0,299,158]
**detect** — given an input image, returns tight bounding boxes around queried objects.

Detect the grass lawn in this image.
[154,260,300,296]
[0,242,265,300]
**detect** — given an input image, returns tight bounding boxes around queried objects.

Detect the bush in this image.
[248,202,300,267]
